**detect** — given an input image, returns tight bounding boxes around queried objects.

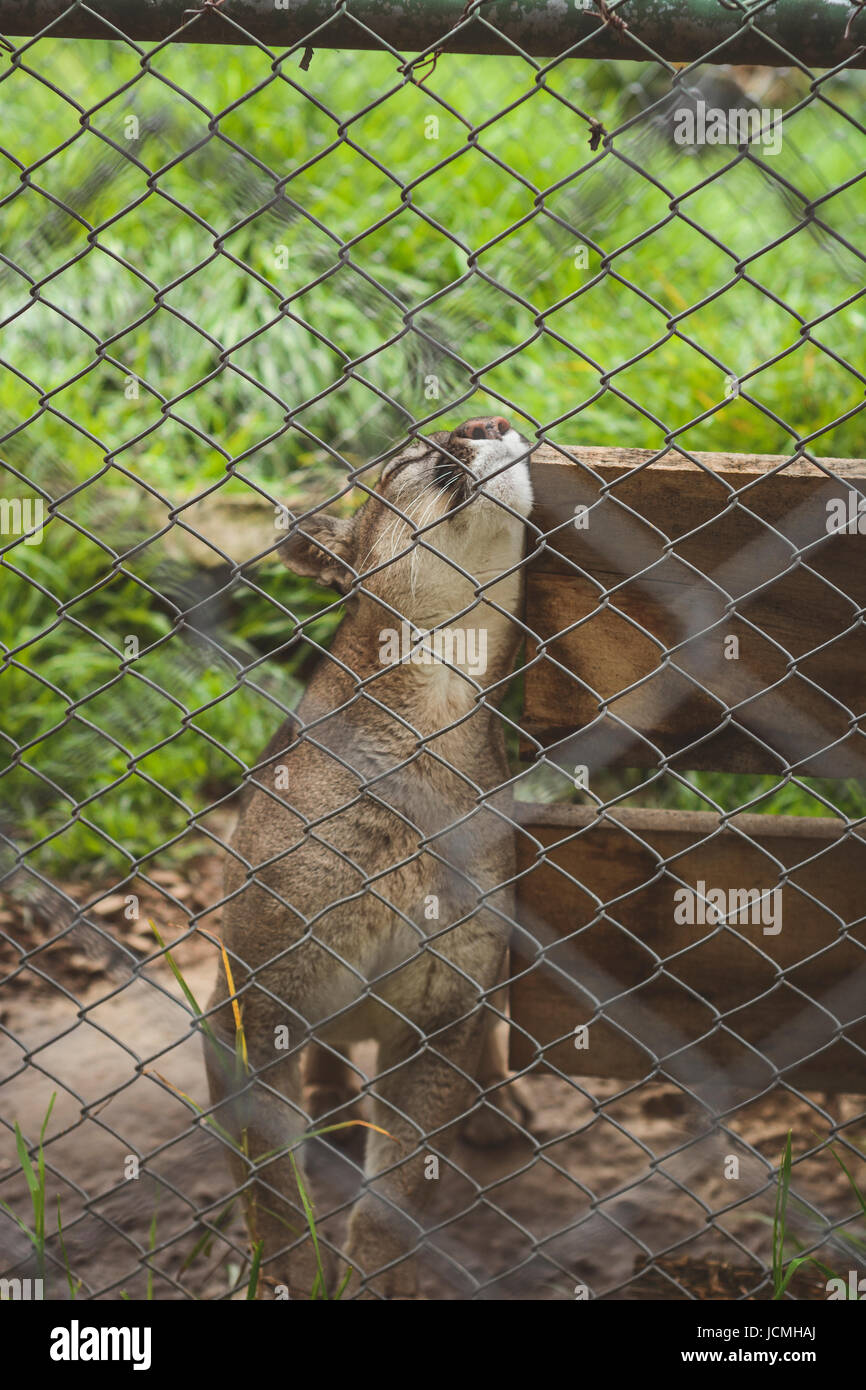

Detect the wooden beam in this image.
[508,802,866,1093]
[522,445,866,778]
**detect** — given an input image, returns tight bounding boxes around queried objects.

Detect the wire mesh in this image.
[0,0,864,1302]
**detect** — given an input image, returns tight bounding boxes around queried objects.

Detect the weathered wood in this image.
[508,803,866,1093]
[522,445,866,778]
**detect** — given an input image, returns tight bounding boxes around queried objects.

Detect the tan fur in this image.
[206,421,534,1298]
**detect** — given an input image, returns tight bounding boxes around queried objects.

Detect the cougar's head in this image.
[280,417,534,622]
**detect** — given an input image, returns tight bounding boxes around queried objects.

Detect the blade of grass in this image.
[776,1253,824,1298]
[56,1196,81,1299]
[287,1151,327,1299]
[36,1092,56,1260]
[178,1196,238,1274]
[294,1119,395,1144]
[149,921,204,1016]
[148,921,222,1056]
[147,1070,236,1148]
[0,1200,41,1250]
[246,1240,263,1299]
[219,943,248,1075]
[770,1132,856,1297]
[772,1130,793,1298]
[5,1093,57,1280]
[830,1148,866,1223]
[13,1122,39,1205]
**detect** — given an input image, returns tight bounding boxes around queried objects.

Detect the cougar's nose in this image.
[454,416,511,441]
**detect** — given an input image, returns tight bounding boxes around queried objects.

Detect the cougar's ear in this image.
[280,512,357,593]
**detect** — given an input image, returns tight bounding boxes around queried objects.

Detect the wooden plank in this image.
[508,803,866,1093]
[522,445,866,777]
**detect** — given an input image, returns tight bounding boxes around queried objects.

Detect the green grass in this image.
[770,1130,866,1300]
[0,1091,56,1283]
[0,40,864,875]
[0,1090,81,1299]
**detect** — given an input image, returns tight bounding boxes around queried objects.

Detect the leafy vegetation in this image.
[1,40,864,876]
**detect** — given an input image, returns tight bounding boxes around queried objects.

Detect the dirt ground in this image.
[1,850,863,1301]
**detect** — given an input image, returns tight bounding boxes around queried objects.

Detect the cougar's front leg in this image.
[340,1010,488,1299]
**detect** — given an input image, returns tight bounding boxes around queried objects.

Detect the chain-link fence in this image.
[1,0,865,1302]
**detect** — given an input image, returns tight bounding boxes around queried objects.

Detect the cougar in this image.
[206,416,534,1298]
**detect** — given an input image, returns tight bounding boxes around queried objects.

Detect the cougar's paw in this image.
[343,1201,421,1299]
[460,1074,534,1148]
[305,1083,365,1150]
